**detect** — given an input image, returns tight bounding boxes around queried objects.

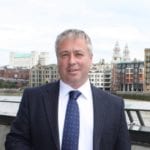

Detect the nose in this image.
[69,53,76,65]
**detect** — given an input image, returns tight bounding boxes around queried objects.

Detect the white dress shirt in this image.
[58,79,93,150]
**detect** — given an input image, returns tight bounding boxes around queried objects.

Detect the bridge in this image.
[0,99,150,150]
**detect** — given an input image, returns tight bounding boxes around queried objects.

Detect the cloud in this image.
[0,0,150,66]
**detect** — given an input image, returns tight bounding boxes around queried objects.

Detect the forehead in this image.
[58,38,87,49]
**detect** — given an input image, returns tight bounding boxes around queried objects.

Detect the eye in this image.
[62,53,68,57]
[60,52,69,58]
[75,52,84,57]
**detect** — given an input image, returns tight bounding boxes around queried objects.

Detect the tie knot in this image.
[69,90,81,101]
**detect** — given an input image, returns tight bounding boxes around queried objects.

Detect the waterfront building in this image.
[30,64,59,87]
[30,60,112,90]
[112,60,144,92]
[38,52,50,66]
[89,60,112,91]
[0,66,29,80]
[111,42,132,92]
[0,66,29,88]
[9,51,50,68]
[144,48,150,92]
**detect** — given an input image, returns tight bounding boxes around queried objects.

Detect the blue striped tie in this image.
[62,90,81,150]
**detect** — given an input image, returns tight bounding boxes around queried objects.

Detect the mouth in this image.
[68,68,79,74]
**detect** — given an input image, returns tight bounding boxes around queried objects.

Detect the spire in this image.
[112,41,121,63]
[122,44,130,62]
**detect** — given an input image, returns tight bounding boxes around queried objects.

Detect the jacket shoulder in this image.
[91,85,123,104]
[24,81,59,93]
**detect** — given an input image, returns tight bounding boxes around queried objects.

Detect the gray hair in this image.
[55,29,93,56]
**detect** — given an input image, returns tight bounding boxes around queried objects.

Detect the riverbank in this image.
[0,89,150,101]
[115,91,150,101]
[0,89,23,96]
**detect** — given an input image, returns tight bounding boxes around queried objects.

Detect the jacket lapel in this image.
[92,86,108,150]
[41,81,60,150]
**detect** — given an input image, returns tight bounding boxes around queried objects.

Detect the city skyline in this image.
[0,0,150,66]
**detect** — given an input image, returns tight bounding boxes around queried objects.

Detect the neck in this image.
[62,79,89,89]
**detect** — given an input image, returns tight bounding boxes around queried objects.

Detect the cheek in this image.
[58,59,65,66]
[58,61,67,72]
[83,59,92,66]
[58,58,67,64]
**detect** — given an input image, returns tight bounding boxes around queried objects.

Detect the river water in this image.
[0,95,150,127]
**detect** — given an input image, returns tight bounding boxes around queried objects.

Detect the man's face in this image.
[57,38,93,88]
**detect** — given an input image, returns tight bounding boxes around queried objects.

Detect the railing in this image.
[125,107,150,126]
[0,100,150,147]
[125,105,150,146]
[0,100,18,125]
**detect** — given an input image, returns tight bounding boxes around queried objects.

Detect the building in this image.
[0,66,29,88]
[144,48,150,92]
[0,66,29,80]
[29,60,112,90]
[89,60,112,91]
[9,51,50,68]
[30,64,59,87]
[111,42,131,92]
[112,60,144,92]
[38,52,50,66]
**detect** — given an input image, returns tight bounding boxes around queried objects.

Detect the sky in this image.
[0,0,150,66]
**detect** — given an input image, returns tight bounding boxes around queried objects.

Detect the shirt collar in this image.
[59,80,74,97]
[59,79,91,100]
[78,79,92,100]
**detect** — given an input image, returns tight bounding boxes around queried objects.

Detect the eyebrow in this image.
[59,49,84,53]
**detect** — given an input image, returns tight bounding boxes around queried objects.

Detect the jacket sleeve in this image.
[114,100,131,150]
[5,89,32,150]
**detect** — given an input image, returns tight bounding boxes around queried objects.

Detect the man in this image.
[5,29,131,150]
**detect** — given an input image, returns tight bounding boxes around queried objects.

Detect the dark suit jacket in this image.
[5,81,131,150]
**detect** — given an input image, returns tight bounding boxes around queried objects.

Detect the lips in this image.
[68,68,79,73]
